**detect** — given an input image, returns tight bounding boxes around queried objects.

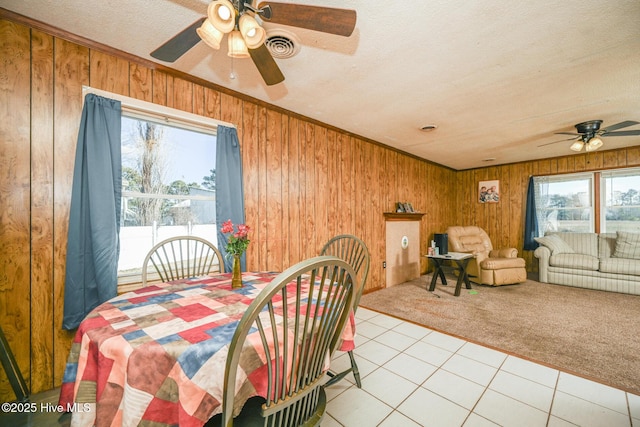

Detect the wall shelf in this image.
[383,212,425,221]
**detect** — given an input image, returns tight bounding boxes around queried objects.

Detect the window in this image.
[534,173,594,233]
[601,168,640,233]
[533,167,640,235]
[118,114,217,285]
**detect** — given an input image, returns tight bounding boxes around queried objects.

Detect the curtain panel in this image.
[523,176,539,250]
[63,94,122,330]
[215,126,246,272]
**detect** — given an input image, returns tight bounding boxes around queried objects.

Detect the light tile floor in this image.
[324,308,640,427]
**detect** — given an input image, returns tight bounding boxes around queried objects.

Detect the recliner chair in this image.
[446,226,526,285]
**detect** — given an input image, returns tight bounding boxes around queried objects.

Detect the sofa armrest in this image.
[534,246,551,282]
[489,248,518,258]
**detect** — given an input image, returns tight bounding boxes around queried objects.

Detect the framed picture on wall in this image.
[479,180,500,203]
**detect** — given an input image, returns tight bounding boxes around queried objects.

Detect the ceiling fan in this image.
[150,1,357,86]
[540,120,640,152]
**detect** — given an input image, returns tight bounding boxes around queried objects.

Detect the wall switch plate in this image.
[382,261,386,268]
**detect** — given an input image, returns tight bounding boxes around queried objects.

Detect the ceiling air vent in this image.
[265,30,301,59]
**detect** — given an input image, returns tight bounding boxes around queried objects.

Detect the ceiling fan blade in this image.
[538,137,579,147]
[601,120,640,133]
[257,2,357,36]
[249,44,285,86]
[150,18,205,62]
[602,130,640,137]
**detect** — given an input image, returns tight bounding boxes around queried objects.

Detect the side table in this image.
[426,252,475,296]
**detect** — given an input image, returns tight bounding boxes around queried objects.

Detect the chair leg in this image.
[0,325,29,401]
[347,351,362,388]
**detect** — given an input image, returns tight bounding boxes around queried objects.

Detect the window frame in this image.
[535,166,640,235]
[82,87,236,290]
[599,167,640,233]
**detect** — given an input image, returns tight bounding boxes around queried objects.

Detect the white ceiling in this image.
[3,0,640,170]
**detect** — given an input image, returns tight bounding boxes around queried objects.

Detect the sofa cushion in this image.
[598,233,617,259]
[600,257,640,276]
[549,253,599,271]
[548,232,598,257]
[534,234,575,255]
[613,231,640,260]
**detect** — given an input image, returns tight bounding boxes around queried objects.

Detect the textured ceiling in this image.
[3,0,640,170]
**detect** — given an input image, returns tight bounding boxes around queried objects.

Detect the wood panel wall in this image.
[0,18,456,400]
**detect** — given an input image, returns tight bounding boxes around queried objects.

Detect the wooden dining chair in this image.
[222,255,356,427]
[320,234,370,388]
[141,236,224,285]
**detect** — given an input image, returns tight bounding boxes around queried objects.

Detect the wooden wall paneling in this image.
[204,87,222,120]
[357,138,370,283]
[265,109,284,270]
[504,165,519,251]
[151,70,168,106]
[384,150,397,212]
[255,105,268,270]
[52,37,89,386]
[170,77,194,113]
[326,129,338,239]
[302,122,317,260]
[286,116,301,266]
[315,125,330,251]
[280,115,291,267]
[359,140,372,261]
[587,151,604,170]
[0,20,32,401]
[88,50,130,95]
[371,144,387,288]
[30,28,55,395]
[129,63,152,102]
[192,84,205,117]
[337,133,354,233]
[455,170,469,226]
[574,153,587,171]
[616,148,628,166]
[602,150,619,169]
[627,146,640,165]
[241,102,260,271]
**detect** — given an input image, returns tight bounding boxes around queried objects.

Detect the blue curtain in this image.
[523,176,539,250]
[63,94,122,330]
[215,126,246,272]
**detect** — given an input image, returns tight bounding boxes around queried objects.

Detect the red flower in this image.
[220,219,234,234]
[220,220,250,257]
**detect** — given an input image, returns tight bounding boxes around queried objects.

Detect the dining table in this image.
[58,271,355,427]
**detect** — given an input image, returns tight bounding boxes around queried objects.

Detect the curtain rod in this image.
[82,86,236,130]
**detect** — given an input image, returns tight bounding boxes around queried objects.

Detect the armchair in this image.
[446,226,526,286]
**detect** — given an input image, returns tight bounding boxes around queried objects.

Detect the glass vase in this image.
[231,254,242,289]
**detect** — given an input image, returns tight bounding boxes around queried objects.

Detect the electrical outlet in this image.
[382,261,386,268]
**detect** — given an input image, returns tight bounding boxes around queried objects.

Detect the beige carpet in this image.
[359,274,640,396]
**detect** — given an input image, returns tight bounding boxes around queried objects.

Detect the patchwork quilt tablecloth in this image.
[58,272,355,427]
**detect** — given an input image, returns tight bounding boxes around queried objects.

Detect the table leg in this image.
[453,258,472,296]
[428,258,448,291]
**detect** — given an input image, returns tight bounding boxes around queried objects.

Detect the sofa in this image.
[446,226,527,286]
[534,231,640,295]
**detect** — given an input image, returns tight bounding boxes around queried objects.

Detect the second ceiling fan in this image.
[150,1,357,86]
[540,120,640,152]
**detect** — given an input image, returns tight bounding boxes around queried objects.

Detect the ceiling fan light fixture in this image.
[228,30,250,58]
[586,137,603,152]
[239,14,266,49]
[196,19,224,50]
[208,0,236,34]
[570,141,584,152]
